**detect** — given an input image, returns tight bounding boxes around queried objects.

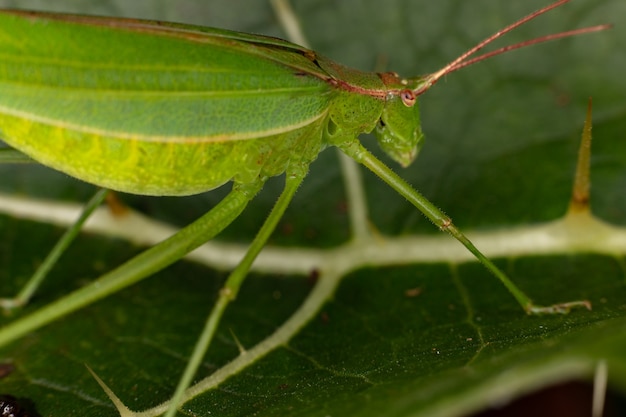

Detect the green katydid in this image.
[0,0,610,415]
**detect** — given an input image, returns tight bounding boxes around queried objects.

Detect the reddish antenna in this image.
[413,0,611,96]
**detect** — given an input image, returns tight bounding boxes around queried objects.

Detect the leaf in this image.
[0,1,625,416]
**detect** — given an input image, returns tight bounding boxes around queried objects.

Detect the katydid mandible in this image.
[0,0,609,415]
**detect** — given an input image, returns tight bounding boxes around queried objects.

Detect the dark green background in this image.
[0,1,624,416]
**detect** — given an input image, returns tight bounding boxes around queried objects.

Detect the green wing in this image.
[0,11,334,195]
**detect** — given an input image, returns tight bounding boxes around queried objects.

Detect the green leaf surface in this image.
[1,1,625,416]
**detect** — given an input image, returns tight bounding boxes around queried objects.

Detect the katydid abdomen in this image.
[0,108,330,195]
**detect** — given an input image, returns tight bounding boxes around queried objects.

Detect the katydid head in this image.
[374,89,423,168]
[376,0,609,168]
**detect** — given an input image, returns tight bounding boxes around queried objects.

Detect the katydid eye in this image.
[400,90,416,107]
